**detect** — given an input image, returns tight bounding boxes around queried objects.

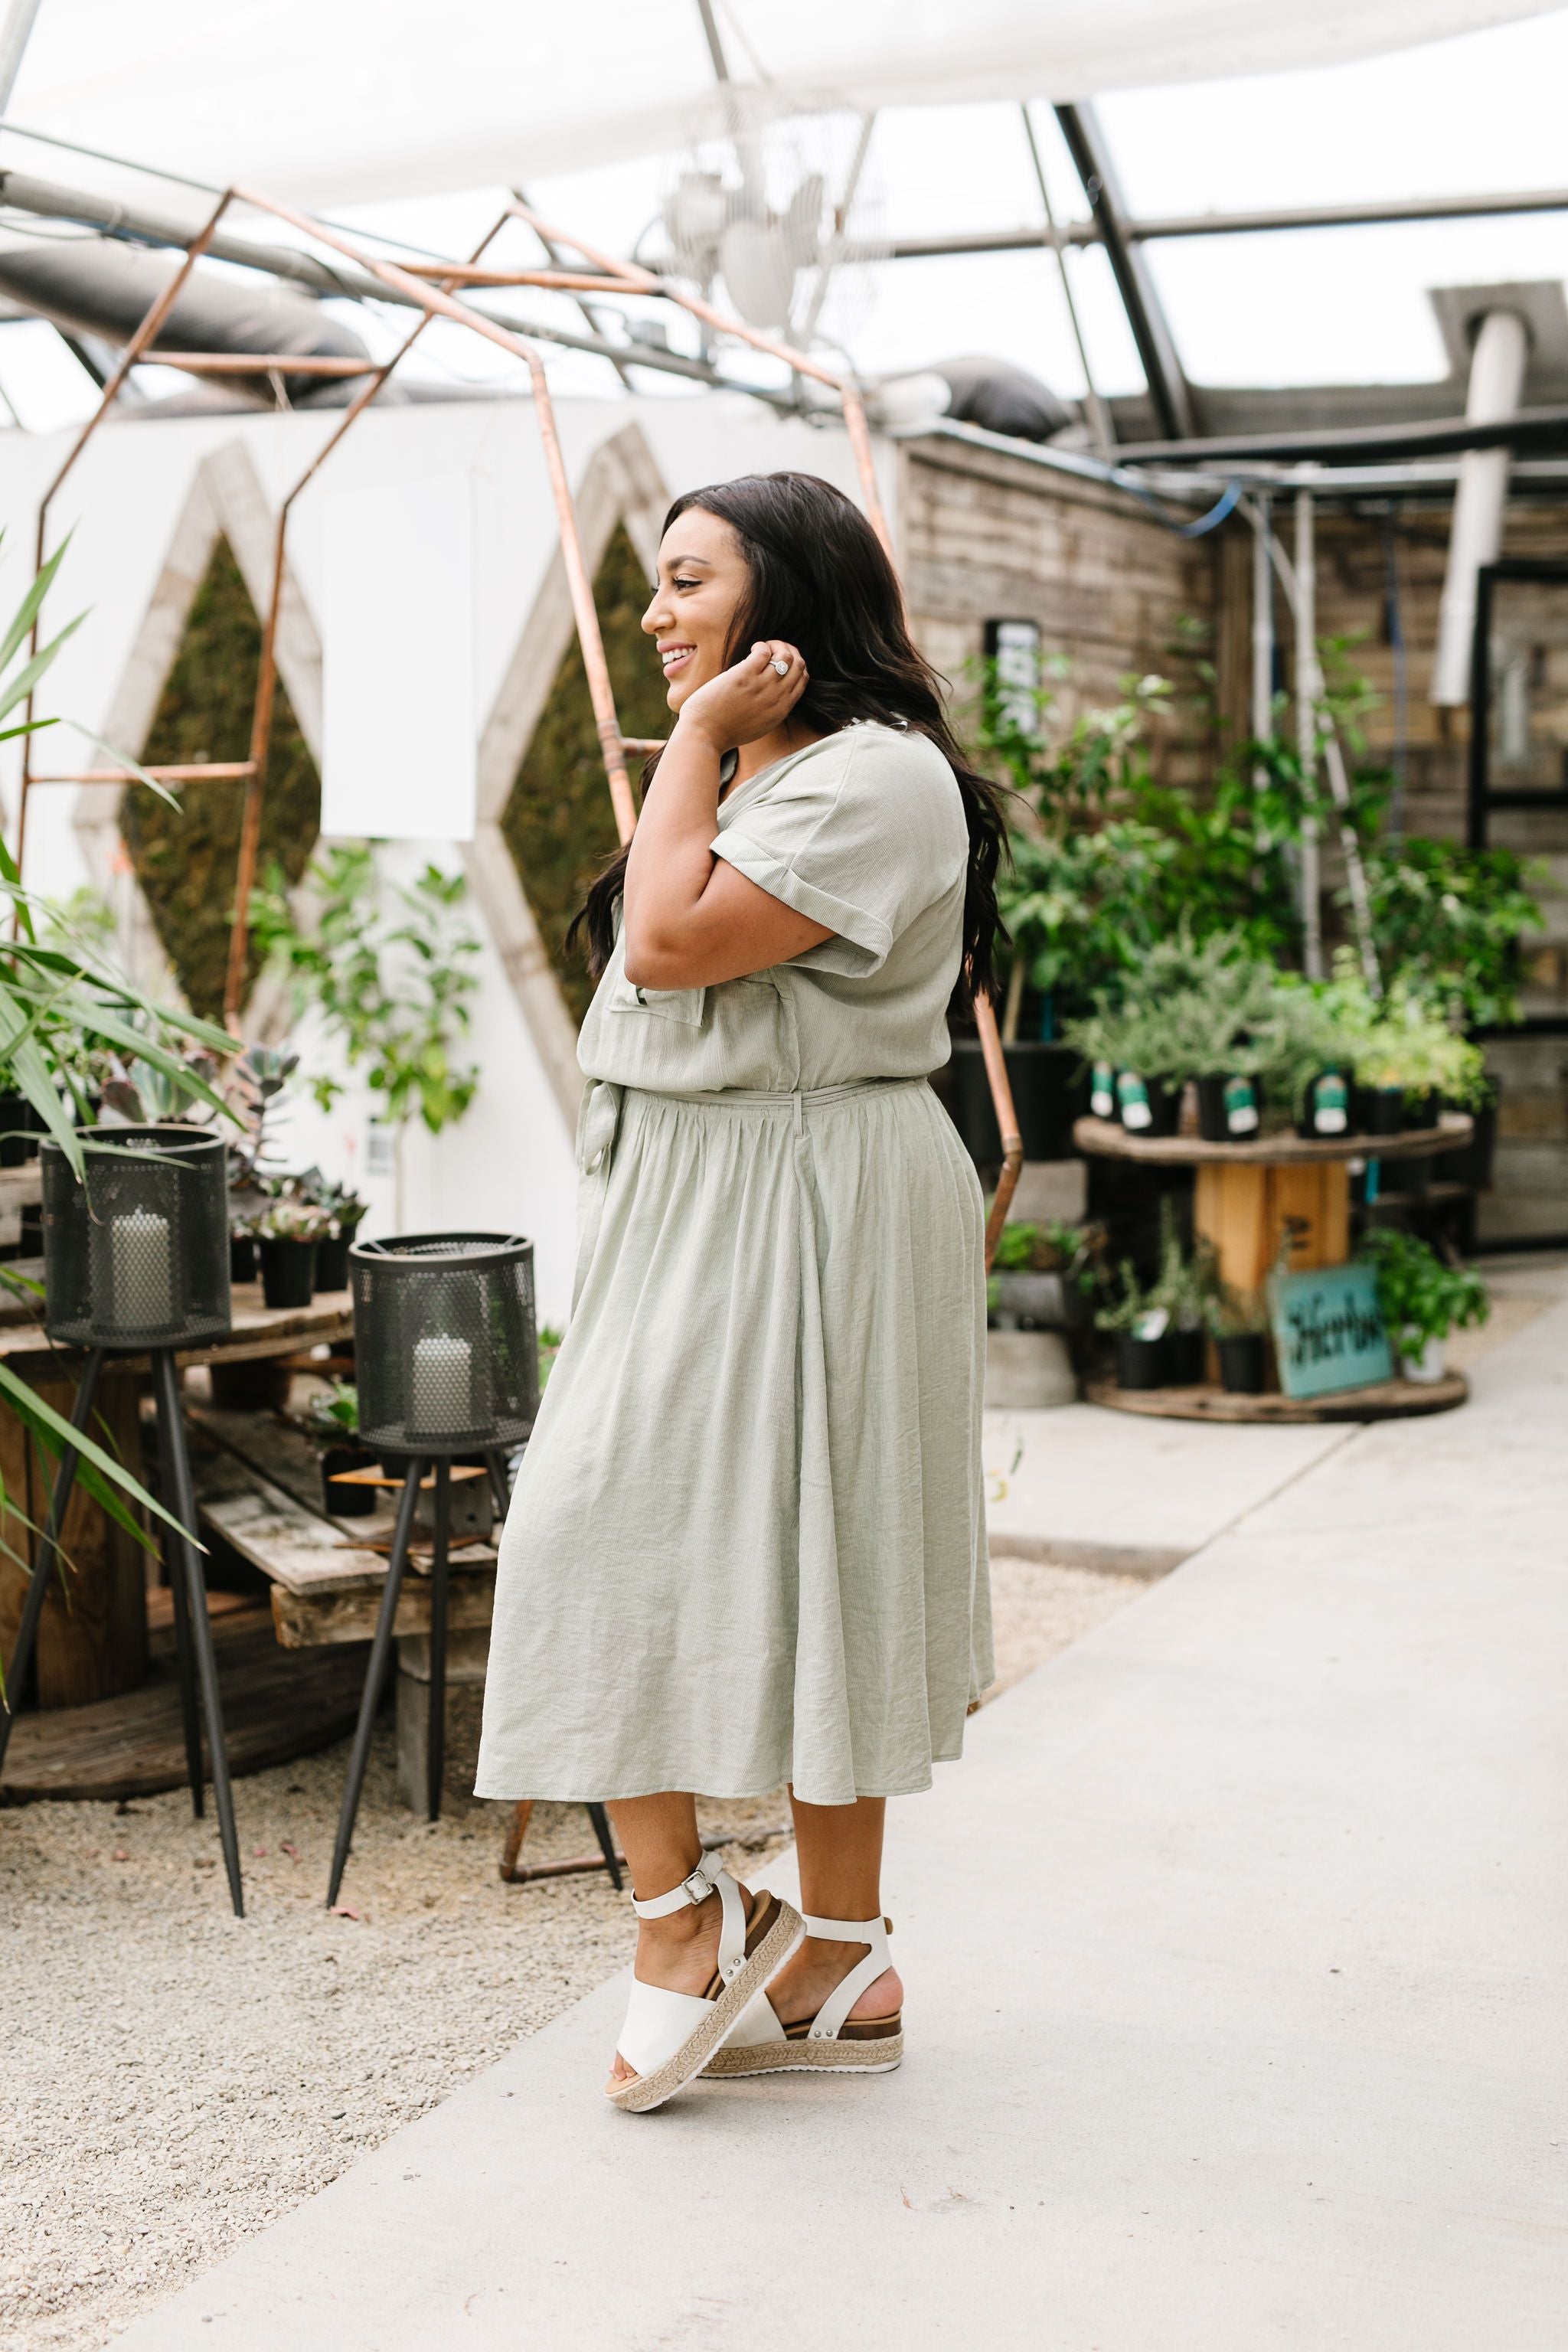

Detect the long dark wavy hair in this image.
[567,470,1008,1014]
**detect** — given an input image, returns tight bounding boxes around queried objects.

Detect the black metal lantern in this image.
[328,1231,539,1903]
[6,1122,245,1916]
[41,1124,231,1348]
[348,1231,537,1456]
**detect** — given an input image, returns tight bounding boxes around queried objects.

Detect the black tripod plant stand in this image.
[7,1125,244,1914]
[329,1232,547,1906]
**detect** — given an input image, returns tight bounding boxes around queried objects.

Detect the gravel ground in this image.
[0,1556,1145,2352]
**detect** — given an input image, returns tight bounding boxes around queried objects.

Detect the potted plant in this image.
[1357,1229,1488,1383]
[1351,979,1486,1136]
[987,1218,1099,1331]
[1095,1259,1171,1390]
[249,1197,330,1308]
[1206,1282,1269,1393]
[295,1170,368,1290]
[1151,1200,1217,1384]
[305,1380,379,1517]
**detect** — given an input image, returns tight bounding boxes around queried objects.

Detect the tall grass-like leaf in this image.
[0,1363,196,1545]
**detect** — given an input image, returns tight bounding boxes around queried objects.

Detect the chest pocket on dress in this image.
[609,976,707,1026]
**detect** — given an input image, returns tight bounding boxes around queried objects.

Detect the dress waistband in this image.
[639,1074,927,1115]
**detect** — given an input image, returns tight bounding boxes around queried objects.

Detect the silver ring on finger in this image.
[770,655,789,677]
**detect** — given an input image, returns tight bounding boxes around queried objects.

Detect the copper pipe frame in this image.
[133,352,377,377]
[28,760,256,786]
[9,181,1021,1244]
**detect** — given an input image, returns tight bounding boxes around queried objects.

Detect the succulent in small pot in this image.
[1357,1228,1488,1384]
[248,1198,331,1308]
[289,1169,368,1292]
[1402,1089,1442,1133]
[1096,1259,1170,1389]
[306,1381,378,1516]
[1150,1198,1219,1385]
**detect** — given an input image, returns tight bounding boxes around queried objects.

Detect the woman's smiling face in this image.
[642,508,749,711]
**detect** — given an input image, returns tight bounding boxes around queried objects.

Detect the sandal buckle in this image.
[680,1860,718,1907]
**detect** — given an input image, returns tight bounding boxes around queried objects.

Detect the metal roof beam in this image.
[1053,101,1195,442]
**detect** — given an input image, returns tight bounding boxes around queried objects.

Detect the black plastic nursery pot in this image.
[229,1232,257,1285]
[1195,1073,1260,1144]
[0,1092,38,1168]
[1217,1332,1267,1393]
[1403,1089,1442,1133]
[257,1236,318,1309]
[1436,1079,1499,1191]
[315,1219,362,1292]
[322,1442,379,1517]
[1115,1332,1170,1390]
[208,1357,292,1412]
[1116,1071,1181,1138]
[947,1039,1083,1165]
[1357,1086,1406,1138]
[1167,1328,1207,1385]
[1297,1067,1353,1140]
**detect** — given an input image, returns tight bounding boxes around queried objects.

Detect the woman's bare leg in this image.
[604,1793,756,2088]
[765,1794,903,2025]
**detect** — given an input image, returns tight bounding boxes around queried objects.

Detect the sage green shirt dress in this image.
[474,720,992,1808]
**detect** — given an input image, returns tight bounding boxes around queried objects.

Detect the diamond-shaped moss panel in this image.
[121,537,320,1021]
[501,522,671,1027]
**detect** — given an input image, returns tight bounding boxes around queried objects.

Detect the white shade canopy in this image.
[8,0,1561,207]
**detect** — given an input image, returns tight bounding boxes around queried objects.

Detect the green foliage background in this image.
[501,524,671,1024]
[121,538,320,1019]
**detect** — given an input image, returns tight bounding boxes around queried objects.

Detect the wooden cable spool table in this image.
[1073,1112,1475,1424]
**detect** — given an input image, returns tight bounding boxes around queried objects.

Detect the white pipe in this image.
[1251,492,1273,744]
[1294,488,1323,978]
[1431,307,1529,706]
[0,0,43,114]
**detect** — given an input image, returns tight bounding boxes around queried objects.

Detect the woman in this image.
[475,470,1005,2112]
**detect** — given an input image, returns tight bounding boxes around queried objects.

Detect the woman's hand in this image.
[676,641,808,752]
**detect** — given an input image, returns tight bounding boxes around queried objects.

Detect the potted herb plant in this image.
[1206,1282,1270,1393]
[1095,1259,1171,1390]
[1357,1229,1488,1383]
[250,1198,330,1308]
[1151,1200,1217,1384]
[305,1380,379,1517]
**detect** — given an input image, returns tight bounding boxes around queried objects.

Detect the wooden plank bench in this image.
[181,1401,499,1650]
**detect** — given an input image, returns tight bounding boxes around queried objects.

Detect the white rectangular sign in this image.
[321,472,476,841]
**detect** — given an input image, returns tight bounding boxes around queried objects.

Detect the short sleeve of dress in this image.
[710,726,965,978]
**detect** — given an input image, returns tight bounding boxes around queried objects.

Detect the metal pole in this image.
[1250,493,1274,751]
[327,1455,425,1906]
[425,1458,451,1822]
[1018,104,1113,459]
[152,1347,244,1916]
[0,0,43,113]
[1431,308,1529,707]
[1293,489,1323,980]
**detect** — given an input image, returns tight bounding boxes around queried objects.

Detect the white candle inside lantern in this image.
[110,1207,175,1331]
[411,1332,473,1435]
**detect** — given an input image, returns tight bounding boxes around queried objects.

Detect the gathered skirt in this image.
[473,1073,991,1808]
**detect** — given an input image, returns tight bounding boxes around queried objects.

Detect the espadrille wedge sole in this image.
[704,1910,903,2078]
[607,1857,803,2115]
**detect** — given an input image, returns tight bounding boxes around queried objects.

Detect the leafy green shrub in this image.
[1357,1230,1488,1353]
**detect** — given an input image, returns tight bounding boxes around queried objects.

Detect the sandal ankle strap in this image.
[802,1914,893,2042]
[630,1857,748,1984]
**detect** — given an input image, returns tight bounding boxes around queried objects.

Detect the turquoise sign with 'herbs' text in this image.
[1270,1263,1393,1399]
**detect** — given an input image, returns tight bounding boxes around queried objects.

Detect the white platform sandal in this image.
[704,1912,903,2076]
[608,1854,804,2113]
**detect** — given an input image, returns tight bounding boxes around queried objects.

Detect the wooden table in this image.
[1073,1114,1475,1424]
[0,1282,354,1716]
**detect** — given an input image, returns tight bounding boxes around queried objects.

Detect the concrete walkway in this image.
[118,1280,1568,2351]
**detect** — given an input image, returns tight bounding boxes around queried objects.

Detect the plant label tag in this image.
[1118,1073,1152,1130]
[1090,1062,1116,1119]
[1312,1073,1348,1134]
[1133,1307,1169,1341]
[1223,1076,1259,1135]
